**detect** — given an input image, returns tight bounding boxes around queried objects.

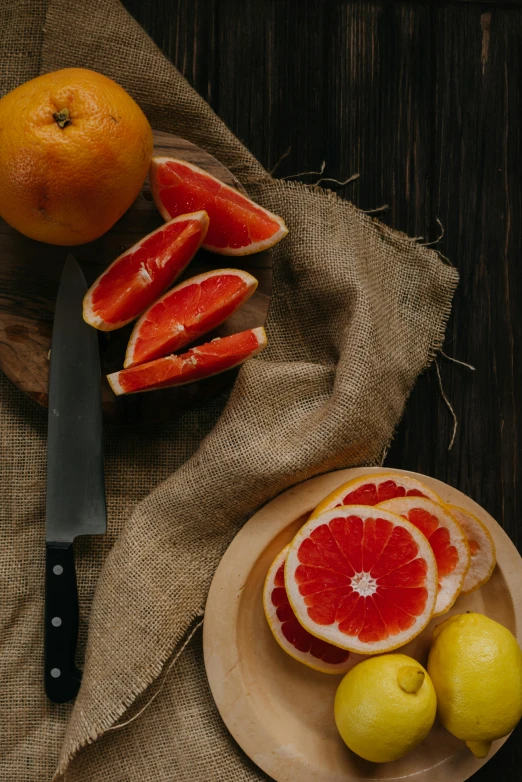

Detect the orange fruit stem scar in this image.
[52,108,71,128]
[0,67,153,245]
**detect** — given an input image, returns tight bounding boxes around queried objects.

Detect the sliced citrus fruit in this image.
[150,157,288,255]
[447,505,496,594]
[378,497,470,616]
[107,326,266,395]
[124,268,258,368]
[310,472,442,519]
[285,506,438,655]
[83,211,209,330]
[263,545,352,674]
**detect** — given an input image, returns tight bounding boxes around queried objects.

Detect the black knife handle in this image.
[44,542,82,703]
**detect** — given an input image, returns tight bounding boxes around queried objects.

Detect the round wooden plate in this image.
[203,467,522,782]
[0,130,272,424]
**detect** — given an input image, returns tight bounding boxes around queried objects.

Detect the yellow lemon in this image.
[334,654,437,763]
[427,612,522,758]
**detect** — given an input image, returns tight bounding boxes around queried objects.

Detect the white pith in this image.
[378,496,471,616]
[285,506,438,655]
[350,572,378,597]
[448,505,496,594]
[138,264,153,284]
[106,372,125,396]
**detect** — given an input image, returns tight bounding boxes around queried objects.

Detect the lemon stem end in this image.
[397,666,425,694]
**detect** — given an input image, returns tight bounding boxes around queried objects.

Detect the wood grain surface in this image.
[0,131,272,424]
[122,1,522,778]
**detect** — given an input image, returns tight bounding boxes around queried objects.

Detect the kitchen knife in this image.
[45,254,106,703]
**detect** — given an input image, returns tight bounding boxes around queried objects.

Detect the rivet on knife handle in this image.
[44,542,81,703]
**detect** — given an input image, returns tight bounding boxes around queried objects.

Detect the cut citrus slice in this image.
[150,157,288,255]
[124,268,258,368]
[285,506,438,655]
[83,211,209,330]
[107,326,266,395]
[447,505,496,594]
[263,545,352,674]
[311,472,442,519]
[378,497,470,616]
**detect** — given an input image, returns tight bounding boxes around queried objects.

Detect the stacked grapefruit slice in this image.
[263,472,496,671]
[82,156,288,393]
[263,545,353,674]
[378,497,470,616]
[447,505,496,594]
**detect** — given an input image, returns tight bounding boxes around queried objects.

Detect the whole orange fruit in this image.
[0,68,153,245]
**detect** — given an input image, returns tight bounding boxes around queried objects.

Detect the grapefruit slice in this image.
[150,157,288,256]
[285,506,438,655]
[107,326,266,395]
[378,497,470,616]
[447,505,496,594]
[124,268,258,368]
[83,211,209,330]
[263,545,352,674]
[310,472,441,519]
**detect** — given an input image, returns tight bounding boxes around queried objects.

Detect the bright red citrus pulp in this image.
[108,326,266,395]
[125,269,257,367]
[150,157,288,255]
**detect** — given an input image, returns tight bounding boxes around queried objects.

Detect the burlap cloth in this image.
[0,1,459,780]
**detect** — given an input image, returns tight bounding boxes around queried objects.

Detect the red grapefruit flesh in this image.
[378,497,470,616]
[107,326,266,395]
[83,211,209,330]
[150,157,288,256]
[310,472,442,518]
[124,268,258,368]
[263,545,352,674]
[285,506,438,655]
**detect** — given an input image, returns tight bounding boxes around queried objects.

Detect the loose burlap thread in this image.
[0,1,459,780]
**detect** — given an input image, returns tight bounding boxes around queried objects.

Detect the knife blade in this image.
[45,253,106,703]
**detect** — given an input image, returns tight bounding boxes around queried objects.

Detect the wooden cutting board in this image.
[0,130,272,424]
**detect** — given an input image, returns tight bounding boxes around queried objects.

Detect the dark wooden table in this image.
[123,1,521,779]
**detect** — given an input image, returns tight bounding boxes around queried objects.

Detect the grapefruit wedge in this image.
[447,505,496,595]
[310,472,441,519]
[285,506,438,655]
[263,545,352,674]
[124,268,258,368]
[107,326,266,395]
[83,211,209,330]
[378,497,470,616]
[150,157,288,255]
